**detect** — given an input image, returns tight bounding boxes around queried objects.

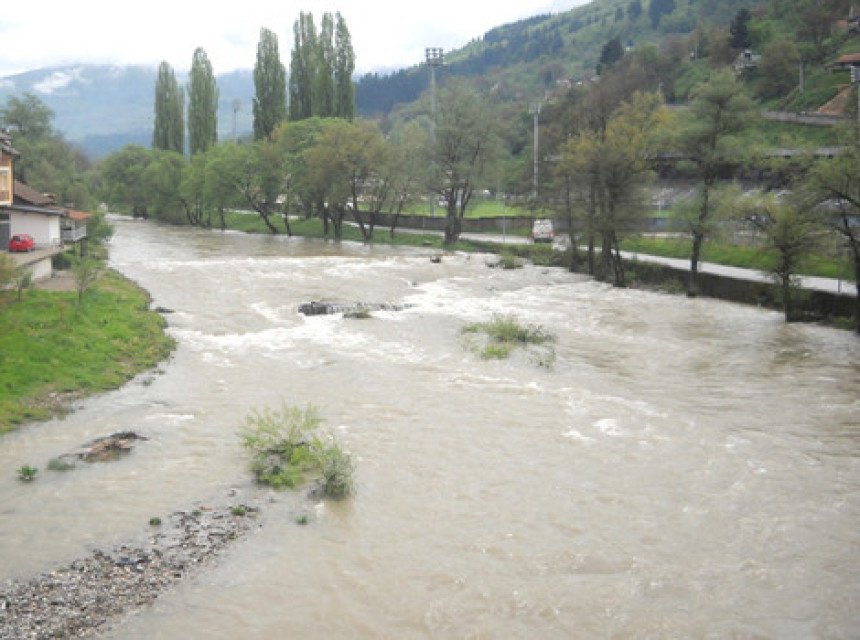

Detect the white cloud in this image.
[32,68,87,95]
[1,1,587,78]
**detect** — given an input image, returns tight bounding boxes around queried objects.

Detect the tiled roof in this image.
[13,179,56,207]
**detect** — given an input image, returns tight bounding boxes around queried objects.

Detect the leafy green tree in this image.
[739,192,818,322]
[381,121,428,236]
[152,62,185,154]
[305,119,388,240]
[560,91,669,286]
[253,28,288,140]
[273,118,330,231]
[0,93,92,207]
[426,78,501,245]
[756,39,800,100]
[673,70,755,296]
[187,47,219,156]
[141,149,188,224]
[72,256,100,304]
[203,141,285,233]
[98,144,154,217]
[0,93,53,140]
[179,150,208,227]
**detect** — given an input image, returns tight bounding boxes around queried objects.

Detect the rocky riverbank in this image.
[0,498,263,639]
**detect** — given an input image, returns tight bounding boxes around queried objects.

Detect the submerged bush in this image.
[239,403,354,498]
[461,313,555,362]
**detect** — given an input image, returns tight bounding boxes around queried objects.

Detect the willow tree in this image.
[187,47,219,156]
[425,78,501,245]
[253,28,287,141]
[152,61,184,154]
[561,91,669,286]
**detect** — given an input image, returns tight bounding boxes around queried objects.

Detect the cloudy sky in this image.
[1,0,587,78]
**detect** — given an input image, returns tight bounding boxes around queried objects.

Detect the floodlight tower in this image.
[425,47,444,135]
[425,47,444,216]
[529,102,542,200]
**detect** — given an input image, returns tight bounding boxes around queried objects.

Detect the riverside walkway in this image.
[456,231,856,297]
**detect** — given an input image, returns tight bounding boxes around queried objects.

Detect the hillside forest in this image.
[1,0,859,330]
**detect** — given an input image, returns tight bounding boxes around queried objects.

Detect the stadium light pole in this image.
[425,47,444,216]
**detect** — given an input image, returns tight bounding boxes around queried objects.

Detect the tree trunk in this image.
[610,231,626,287]
[852,245,860,334]
[443,205,461,245]
[688,231,704,297]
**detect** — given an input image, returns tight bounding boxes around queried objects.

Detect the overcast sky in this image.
[1,1,587,78]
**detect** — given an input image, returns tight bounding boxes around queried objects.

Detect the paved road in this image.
[456,232,856,297]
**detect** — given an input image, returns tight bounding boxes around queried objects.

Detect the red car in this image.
[9,233,35,252]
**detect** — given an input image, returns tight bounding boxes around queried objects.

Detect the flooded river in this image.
[2,218,859,638]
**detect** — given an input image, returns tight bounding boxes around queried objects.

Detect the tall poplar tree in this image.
[152,61,184,154]
[253,28,287,141]
[289,13,318,121]
[187,47,219,156]
[334,12,355,120]
[289,12,355,121]
[315,13,336,117]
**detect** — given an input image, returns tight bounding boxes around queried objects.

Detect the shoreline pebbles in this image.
[0,502,261,639]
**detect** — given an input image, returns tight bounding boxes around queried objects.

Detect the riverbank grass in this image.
[0,270,175,432]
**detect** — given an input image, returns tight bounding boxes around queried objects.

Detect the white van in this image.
[531,219,554,243]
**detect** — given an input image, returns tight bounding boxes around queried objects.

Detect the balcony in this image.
[62,225,88,243]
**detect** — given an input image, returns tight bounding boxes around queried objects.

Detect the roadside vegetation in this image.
[0,269,175,431]
[239,403,354,498]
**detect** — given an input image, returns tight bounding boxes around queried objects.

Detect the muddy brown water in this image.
[1,217,858,638]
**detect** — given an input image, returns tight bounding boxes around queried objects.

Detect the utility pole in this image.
[232,99,241,141]
[529,102,542,201]
[425,47,444,216]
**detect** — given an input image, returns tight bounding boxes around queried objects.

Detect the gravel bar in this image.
[0,503,261,639]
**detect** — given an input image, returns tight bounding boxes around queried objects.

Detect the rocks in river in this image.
[0,502,261,639]
[298,301,411,316]
[49,431,148,470]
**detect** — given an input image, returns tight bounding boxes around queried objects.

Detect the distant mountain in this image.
[0,0,767,159]
[0,65,256,159]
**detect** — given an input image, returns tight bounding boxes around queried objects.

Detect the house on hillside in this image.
[0,130,90,281]
[830,52,860,69]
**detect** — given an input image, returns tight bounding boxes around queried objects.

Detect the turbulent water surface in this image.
[1,218,858,638]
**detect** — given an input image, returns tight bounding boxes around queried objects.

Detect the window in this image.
[0,167,10,204]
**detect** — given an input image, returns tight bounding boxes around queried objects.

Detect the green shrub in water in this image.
[17,464,37,481]
[462,314,555,361]
[239,403,354,498]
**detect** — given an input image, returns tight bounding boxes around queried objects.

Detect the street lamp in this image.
[426,47,444,216]
[529,102,542,200]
